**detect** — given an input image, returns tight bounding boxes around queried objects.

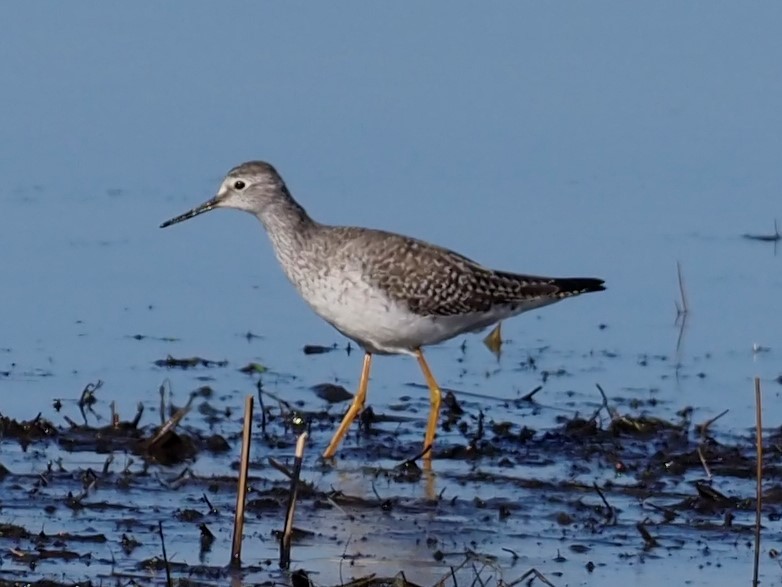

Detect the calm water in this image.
[2,3,781,585]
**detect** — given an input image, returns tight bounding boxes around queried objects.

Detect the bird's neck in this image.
[258,185,317,266]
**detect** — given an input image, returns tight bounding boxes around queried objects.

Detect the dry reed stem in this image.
[230,395,254,566]
[146,392,195,449]
[753,377,763,587]
[696,446,712,480]
[158,521,172,587]
[675,261,689,316]
[280,431,308,569]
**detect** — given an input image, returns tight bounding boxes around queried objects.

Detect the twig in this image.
[507,568,556,587]
[470,561,486,587]
[131,402,144,428]
[257,380,267,436]
[674,261,689,317]
[159,380,168,426]
[66,478,97,508]
[695,409,729,439]
[673,260,690,367]
[102,455,114,476]
[324,494,350,518]
[696,446,712,480]
[753,377,763,587]
[473,410,485,444]
[158,521,172,587]
[674,305,689,357]
[371,481,384,503]
[593,482,616,524]
[202,492,217,514]
[268,457,294,480]
[636,521,659,549]
[230,395,254,567]
[501,547,519,561]
[406,442,433,463]
[146,401,192,450]
[78,380,103,424]
[519,386,543,402]
[592,383,618,421]
[743,219,781,242]
[280,432,308,569]
[257,387,295,413]
[645,501,678,521]
[435,554,472,587]
[339,535,352,587]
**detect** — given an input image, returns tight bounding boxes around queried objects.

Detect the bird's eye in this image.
[233,180,246,190]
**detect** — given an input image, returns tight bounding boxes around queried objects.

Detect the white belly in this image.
[296,272,438,354]
[293,270,544,355]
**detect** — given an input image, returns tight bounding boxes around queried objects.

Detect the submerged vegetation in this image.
[0,350,778,586]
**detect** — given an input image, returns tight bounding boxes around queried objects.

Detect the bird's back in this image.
[301,224,603,318]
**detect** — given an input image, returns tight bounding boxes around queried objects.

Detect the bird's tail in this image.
[552,277,606,295]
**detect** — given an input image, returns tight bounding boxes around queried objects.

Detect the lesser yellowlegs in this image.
[161,161,605,459]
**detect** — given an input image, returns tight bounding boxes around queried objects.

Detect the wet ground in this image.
[2,335,780,587]
[4,4,782,586]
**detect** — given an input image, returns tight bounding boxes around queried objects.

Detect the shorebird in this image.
[161,161,604,459]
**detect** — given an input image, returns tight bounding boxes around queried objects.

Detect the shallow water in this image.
[2,2,782,585]
[1,369,777,586]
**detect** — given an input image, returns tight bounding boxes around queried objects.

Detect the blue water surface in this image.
[1,4,781,584]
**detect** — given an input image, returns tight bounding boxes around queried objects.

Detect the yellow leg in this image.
[415,349,442,460]
[322,352,372,458]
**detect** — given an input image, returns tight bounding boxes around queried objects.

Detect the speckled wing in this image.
[345,228,604,317]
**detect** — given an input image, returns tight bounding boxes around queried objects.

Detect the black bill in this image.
[160,196,221,228]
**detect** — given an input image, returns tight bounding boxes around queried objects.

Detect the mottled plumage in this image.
[324,227,602,317]
[161,160,605,459]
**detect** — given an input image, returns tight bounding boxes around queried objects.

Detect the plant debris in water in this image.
[153,354,229,369]
[0,373,778,586]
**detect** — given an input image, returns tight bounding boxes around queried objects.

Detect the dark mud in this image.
[1,354,780,586]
